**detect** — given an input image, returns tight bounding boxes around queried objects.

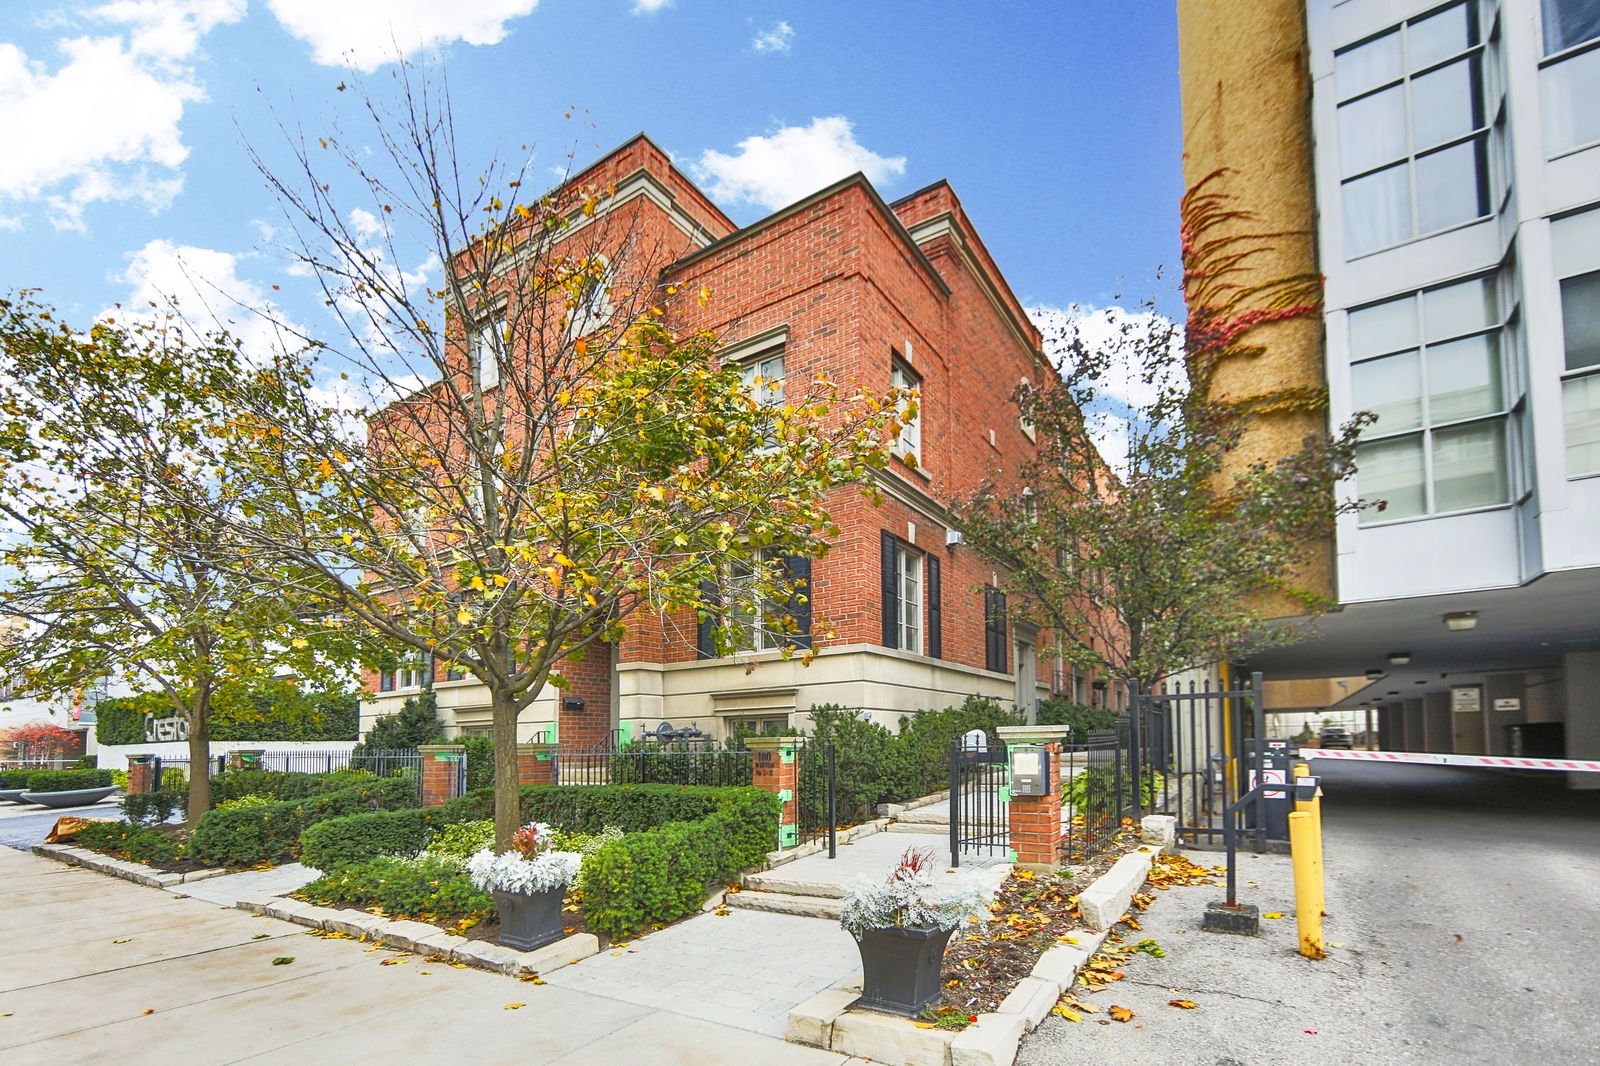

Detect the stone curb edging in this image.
[32,842,233,889]
[877,790,949,819]
[787,825,1169,1066]
[233,895,601,978]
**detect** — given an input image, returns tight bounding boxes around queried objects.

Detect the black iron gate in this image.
[949,734,1009,867]
[794,739,837,855]
[1134,670,1283,850]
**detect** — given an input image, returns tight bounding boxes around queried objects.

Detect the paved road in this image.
[1018,761,1600,1065]
[0,799,125,851]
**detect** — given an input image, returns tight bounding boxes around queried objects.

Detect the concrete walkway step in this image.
[894,808,951,824]
[740,873,847,899]
[723,889,842,920]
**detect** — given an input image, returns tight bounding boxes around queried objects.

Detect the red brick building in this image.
[362,134,1107,744]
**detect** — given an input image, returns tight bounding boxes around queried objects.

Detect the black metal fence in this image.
[555,744,754,788]
[794,739,836,852]
[1135,672,1267,847]
[949,735,1009,867]
[144,748,426,791]
[1058,727,1137,862]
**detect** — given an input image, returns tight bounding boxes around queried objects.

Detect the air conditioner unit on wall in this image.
[946,529,965,547]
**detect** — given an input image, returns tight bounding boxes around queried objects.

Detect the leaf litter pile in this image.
[1053,852,1220,1028]
[933,848,1219,1029]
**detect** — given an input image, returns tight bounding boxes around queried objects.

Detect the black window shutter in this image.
[926,554,942,659]
[696,580,720,659]
[995,590,1008,673]
[782,555,813,649]
[880,530,899,648]
[984,587,1008,673]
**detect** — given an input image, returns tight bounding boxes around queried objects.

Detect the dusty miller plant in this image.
[839,846,990,938]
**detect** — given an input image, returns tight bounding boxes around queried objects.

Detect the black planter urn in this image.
[852,924,955,1018]
[492,886,567,952]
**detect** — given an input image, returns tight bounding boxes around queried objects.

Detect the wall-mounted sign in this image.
[1493,697,1522,712]
[1451,686,1483,715]
[143,713,189,742]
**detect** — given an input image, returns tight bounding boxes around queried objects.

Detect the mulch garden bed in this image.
[927,839,1222,1029]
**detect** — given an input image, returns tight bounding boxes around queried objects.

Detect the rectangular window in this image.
[1353,273,1518,520]
[898,549,923,654]
[1555,209,1600,476]
[378,669,395,693]
[469,316,503,391]
[1335,3,1491,256]
[891,358,921,463]
[738,347,786,407]
[1541,45,1600,154]
[1542,0,1600,54]
[983,587,1007,673]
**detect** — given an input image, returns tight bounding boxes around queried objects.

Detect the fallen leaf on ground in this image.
[1263,912,1285,919]
[1052,1006,1082,1022]
[1168,999,1199,1009]
[379,958,406,966]
[504,1003,525,1010]
[418,971,432,975]
[113,938,133,944]
[271,957,294,966]
[142,1009,155,1015]
[1108,1006,1135,1022]
[251,934,270,940]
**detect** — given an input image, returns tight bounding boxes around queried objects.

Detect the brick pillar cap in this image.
[231,748,266,755]
[126,754,156,763]
[417,743,467,753]
[517,742,561,754]
[997,725,1073,744]
[744,736,805,752]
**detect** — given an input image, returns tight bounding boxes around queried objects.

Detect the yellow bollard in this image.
[1288,811,1325,959]
[1294,772,1326,917]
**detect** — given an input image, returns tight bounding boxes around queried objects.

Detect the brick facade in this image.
[360,134,1101,742]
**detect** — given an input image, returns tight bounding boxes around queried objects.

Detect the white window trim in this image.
[892,359,921,462]
[897,548,923,655]
[468,315,504,391]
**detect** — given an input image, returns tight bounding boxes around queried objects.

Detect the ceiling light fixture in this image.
[1365,669,1385,681]
[1443,611,1479,632]
[1388,652,1411,666]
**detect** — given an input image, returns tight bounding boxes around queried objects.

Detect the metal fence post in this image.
[948,739,962,869]
[827,743,837,859]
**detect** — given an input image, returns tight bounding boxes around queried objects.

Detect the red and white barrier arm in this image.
[1297,748,1600,774]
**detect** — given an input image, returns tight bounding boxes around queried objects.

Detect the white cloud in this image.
[265,0,540,71]
[752,21,793,53]
[0,0,244,230]
[694,117,905,211]
[104,239,308,362]
[631,0,673,12]
[1027,304,1183,414]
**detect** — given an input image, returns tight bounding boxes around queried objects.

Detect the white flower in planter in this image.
[465,821,582,895]
[839,846,990,938]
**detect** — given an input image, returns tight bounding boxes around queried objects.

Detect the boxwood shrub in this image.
[0,769,37,789]
[297,856,492,924]
[209,768,383,804]
[122,790,187,826]
[23,769,113,793]
[188,776,419,867]
[75,821,187,864]
[299,808,433,872]
[580,787,779,938]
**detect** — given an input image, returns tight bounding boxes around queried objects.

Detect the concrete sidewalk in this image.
[0,847,861,1066]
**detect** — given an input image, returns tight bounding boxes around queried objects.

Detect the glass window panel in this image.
[1339,87,1409,175]
[1414,139,1487,234]
[1410,59,1482,150]
[1560,271,1600,371]
[1408,3,1473,71]
[1353,350,1424,432]
[1432,420,1508,510]
[1423,277,1498,340]
[1552,207,1600,278]
[1338,31,1403,98]
[1357,435,1427,520]
[1344,164,1413,255]
[1563,372,1600,476]
[1428,334,1503,422]
[1542,47,1600,155]
[898,551,922,652]
[1349,295,1419,358]
[1543,0,1600,54]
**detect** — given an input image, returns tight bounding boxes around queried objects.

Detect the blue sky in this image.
[0,1,1182,343]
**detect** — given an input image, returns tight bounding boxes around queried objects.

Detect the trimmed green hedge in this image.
[294,784,780,937]
[0,769,36,789]
[188,776,419,867]
[122,790,187,826]
[96,685,359,745]
[20,769,113,793]
[299,808,433,873]
[298,856,493,925]
[75,821,187,864]
[209,768,385,804]
[581,787,779,938]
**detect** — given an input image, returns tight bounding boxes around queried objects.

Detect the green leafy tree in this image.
[0,296,366,824]
[215,70,902,850]
[358,691,446,750]
[954,179,1375,692]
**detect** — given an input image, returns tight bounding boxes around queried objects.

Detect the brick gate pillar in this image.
[418,744,467,807]
[126,754,156,794]
[516,742,561,786]
[557,642,615,751]
[997,725,1072,874]
[747,736,803,850]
